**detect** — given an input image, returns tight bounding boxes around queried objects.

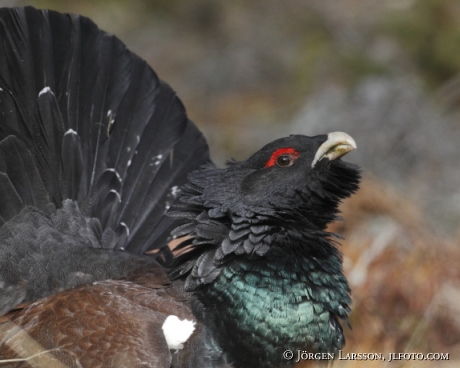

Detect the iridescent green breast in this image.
[195,250,350,368]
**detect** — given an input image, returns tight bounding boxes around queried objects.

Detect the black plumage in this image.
[0,7,360,368]
[0,6,209,313]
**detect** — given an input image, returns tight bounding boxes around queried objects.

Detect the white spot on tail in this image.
[64,129,78,136]
[152,154,163,166]
[109,189,121,203]
[120,222,130,237]
[106,168,122,183]
[162,315,195,350]
[127,159,132,167]
[38,86,52,96]
[170,186,180,198]
[107,110,116,137]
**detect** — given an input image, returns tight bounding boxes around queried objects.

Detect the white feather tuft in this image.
[64,129,78,136]
[38,86,52,96]
[162,315,195,350]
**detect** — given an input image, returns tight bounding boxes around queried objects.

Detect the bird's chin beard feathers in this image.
[325,159,361,197]
[265,159,361,232]
[312,160,361,212]
[169,158,360,280]
[315,159,361,198]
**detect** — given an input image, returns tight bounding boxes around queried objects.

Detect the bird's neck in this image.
[194,245,350,368]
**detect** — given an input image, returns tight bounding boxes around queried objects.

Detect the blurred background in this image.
[2,0,460,366]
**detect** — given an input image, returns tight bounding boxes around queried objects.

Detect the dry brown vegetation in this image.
[296,176,460,368]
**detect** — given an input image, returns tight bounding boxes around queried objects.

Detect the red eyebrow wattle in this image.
[265,148,299,168]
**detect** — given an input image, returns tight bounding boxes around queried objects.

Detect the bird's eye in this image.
[265,148,299,168]
[276,155,293,167]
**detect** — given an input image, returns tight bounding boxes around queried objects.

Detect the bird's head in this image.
[179,132,360,229]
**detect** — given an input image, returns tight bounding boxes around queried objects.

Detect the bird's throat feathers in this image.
[169,156,360,283]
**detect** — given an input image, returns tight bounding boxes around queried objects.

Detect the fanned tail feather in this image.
[0,6,210,310]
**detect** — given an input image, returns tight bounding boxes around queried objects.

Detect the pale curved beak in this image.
[311,132,357,168]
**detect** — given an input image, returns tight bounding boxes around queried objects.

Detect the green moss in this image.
[384,0,460,87]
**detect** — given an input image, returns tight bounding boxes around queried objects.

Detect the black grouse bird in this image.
[0,7,360,368]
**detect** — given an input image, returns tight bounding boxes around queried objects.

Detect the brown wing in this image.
[0,270,195,368]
